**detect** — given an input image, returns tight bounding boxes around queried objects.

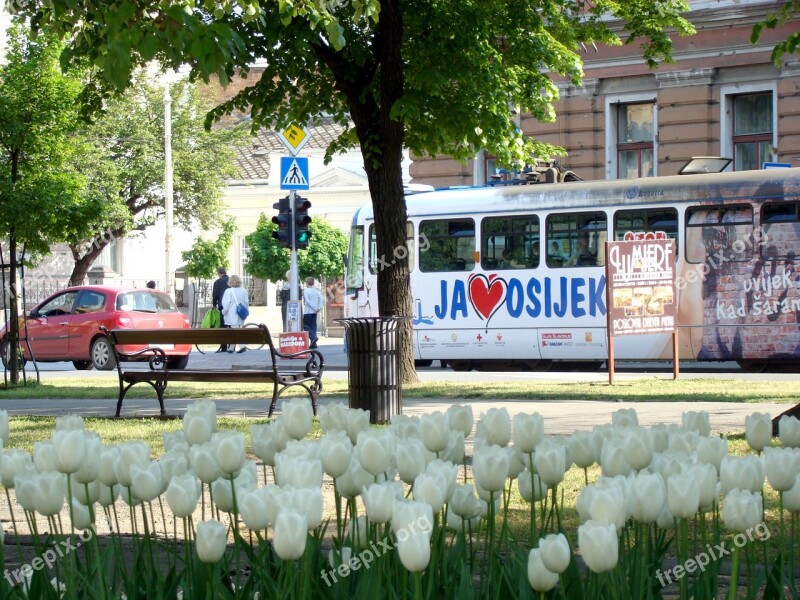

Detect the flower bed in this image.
[0,400,799,599]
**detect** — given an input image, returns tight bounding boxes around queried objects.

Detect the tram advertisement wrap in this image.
[606,238,677,337]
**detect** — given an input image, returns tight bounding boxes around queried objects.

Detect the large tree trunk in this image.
[68,229,122,286]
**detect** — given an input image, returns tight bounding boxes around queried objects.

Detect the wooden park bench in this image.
[102,325,323,418]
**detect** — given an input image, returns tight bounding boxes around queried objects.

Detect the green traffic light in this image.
[297,231,309,244]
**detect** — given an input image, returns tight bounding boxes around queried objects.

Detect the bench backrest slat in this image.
[108,327,272,347]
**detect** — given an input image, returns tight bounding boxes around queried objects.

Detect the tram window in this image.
[614,208,679,250]
[481,215,540,269]
[761,202,800,259]
[685,206,754,264]
[419,218,476,272]
[546,212,607,268]
[368,222,415,274]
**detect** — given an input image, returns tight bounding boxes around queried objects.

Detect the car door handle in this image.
[59,322,69,325]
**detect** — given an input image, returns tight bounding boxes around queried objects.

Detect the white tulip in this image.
[667,473,701,519]
[682,411,710,437]
[779,416,800,448]
[764,447,800,492]
[413,473,447,513]
[189,441,222,484]
[745,412,772,453]
[73,433,102,484]
[195,519,227,563]
[419,411,450,454]
[345,408,370,444]
[396,438,427,484]
[527,548,559,592]
[33,442,58,472]
[578,520,618,573]
[130,461,165,502]
[55,415,85,432]
[600,438,631,478]
[518,470,548,504]
[32,471,66,516]
[534,438,567,486]
[0,409,8,445]
[611,408,638,428]
[70,498,93,530]
[51,429,86,475]
[696,436,728,473]
[213,431,246,475]
[450,483,483,519]
[632,471,666,523]
[363,481,403,524]
[114,441,151,487]
[275,454,323,489]
[250,420,288,467]
[587,483,626,530]
[513,413,544,454]
[622,426,654,471]
[720,455,764,494]
[568,430,596,469]
[784,475,800,513]
[475,407,512,447]
[722,489,763,532]
[355,429,394,477]
[319,402,348,433]
[690,463,720,511]
[390,414,421,439]
[473,444,509,492]
[165,472,201,518]
[397,532,431,573]
[282,397,313,440]
[539,533,571,574]
[183,401,216,446]
[320,430,353,479]
[446,404,474,437]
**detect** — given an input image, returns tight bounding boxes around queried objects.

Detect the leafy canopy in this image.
[24,0,694,169]
[245,214,348,283]
[751,0,800,65]
[181,219,237,279]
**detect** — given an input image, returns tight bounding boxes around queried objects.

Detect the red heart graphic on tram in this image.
[468,274,507,322]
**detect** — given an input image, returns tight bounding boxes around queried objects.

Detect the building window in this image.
[732,93,774,171]
[240,237,250,275]
[616,103,655,179]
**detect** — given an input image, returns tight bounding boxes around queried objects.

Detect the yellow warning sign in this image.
[277,124,311,156]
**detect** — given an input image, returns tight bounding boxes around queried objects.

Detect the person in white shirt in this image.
[303,277,324,348]
[221,274,250,353]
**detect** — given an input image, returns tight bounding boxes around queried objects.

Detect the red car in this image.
[1,286,192,371]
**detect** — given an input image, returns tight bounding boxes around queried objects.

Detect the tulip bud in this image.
[450,483,483,519]
[165,472,201,518]
[568,431,596,469]
[539,533,570,574]
[97,446,120,487]
[765,447,800,492]
[114,441,151,487]
[682,411,711,437]
[317,402,346,433]
[722,489,763,532]
[363,481,403,524]
[282,398,313,440]
[130,461,165,503]
[413,473,447,514]
[33,441,58,472]
[33,471,66,516]
[611,408,638,428]
[275,454,323,489]
[251,421,288,467]
[13,470,38,511]
[195,519,227,563]
[587,483,626,530]
[696,436,728,473]
[689,463,720,511]
[390,414,421,439]
[189,441,221,484]
[518,470,548,504]
[214,431,246,475]
[73,434,102,485]
[667,473,701,519]
[392,499,434,539]
[70,497,93,530]
[71,476,101,506]
[51,429,86,475]
[784,475,800,513]
[600,438,631,478]
[345,408,370,444]
[622,426,654,471]
[396,438,426,485]
[745,412,772,453]
[527,548,558,592]
[779,416,800,448]
[183,403,216,446]
[419,411,450,454]
[534,439,567,486]
[0,409,8,445]
[355,429,394,477]
[475,408,511,447]
[578,520,618,573]
[720,455,764,494]
[55,415,85,432]
[397,532,431,572]
[473,444,509,492]
[273,509,308,560]
[446,404,474,437]
[320,430,353,479]
[513,413,544,454]
[632,471,666,523]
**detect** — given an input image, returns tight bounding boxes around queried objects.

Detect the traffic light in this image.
[294,196,312,249]
[272,196,292,249]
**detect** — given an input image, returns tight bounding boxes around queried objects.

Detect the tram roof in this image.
[355,168,800,222]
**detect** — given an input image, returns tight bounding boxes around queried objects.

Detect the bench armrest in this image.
[274,348,325,376]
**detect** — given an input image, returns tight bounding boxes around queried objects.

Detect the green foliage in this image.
[245,214,348,283]
[181,218,237,279]
[750,0,800,65]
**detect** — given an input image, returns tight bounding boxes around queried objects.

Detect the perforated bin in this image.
[336,317,406,424]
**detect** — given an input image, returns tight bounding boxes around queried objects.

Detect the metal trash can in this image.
[336,317,406,423]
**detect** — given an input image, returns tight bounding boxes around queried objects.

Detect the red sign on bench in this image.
[278,332,309,358]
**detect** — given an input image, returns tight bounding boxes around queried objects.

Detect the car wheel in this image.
[167,355,190,370]
[72,361,94,371]
[1,338,25,370]
[91,337,116,371]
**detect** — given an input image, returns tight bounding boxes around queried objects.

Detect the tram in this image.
[344,167,800,371]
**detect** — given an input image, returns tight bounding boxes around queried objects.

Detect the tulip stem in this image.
[727,543,740,600]
[4,490,25,568]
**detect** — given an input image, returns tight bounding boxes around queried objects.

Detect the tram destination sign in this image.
[606,238,677,337]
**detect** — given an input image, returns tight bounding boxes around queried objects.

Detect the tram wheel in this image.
[736,359,770,373]
[449,361,473,372]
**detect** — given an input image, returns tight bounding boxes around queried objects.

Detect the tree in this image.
[0,26,103,383]
[245,215,348,283]
[65,72,248,286]
[181,219,237,280]
[751,0,800,65]
[22,0,694,382]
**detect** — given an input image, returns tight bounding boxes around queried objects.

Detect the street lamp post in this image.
[164,79,174,297]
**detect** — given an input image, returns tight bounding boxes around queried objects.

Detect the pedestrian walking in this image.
[211,267,230,352]
[303,277,323,348]
[221,274,250,353]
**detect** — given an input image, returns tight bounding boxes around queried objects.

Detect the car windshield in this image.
[116,292,177,313]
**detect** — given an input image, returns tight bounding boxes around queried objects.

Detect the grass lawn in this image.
[1,376,799,403]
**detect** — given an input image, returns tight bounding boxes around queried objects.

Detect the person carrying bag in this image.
[221,274,250,353]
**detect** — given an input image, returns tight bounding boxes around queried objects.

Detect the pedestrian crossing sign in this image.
[280,156,310,190]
